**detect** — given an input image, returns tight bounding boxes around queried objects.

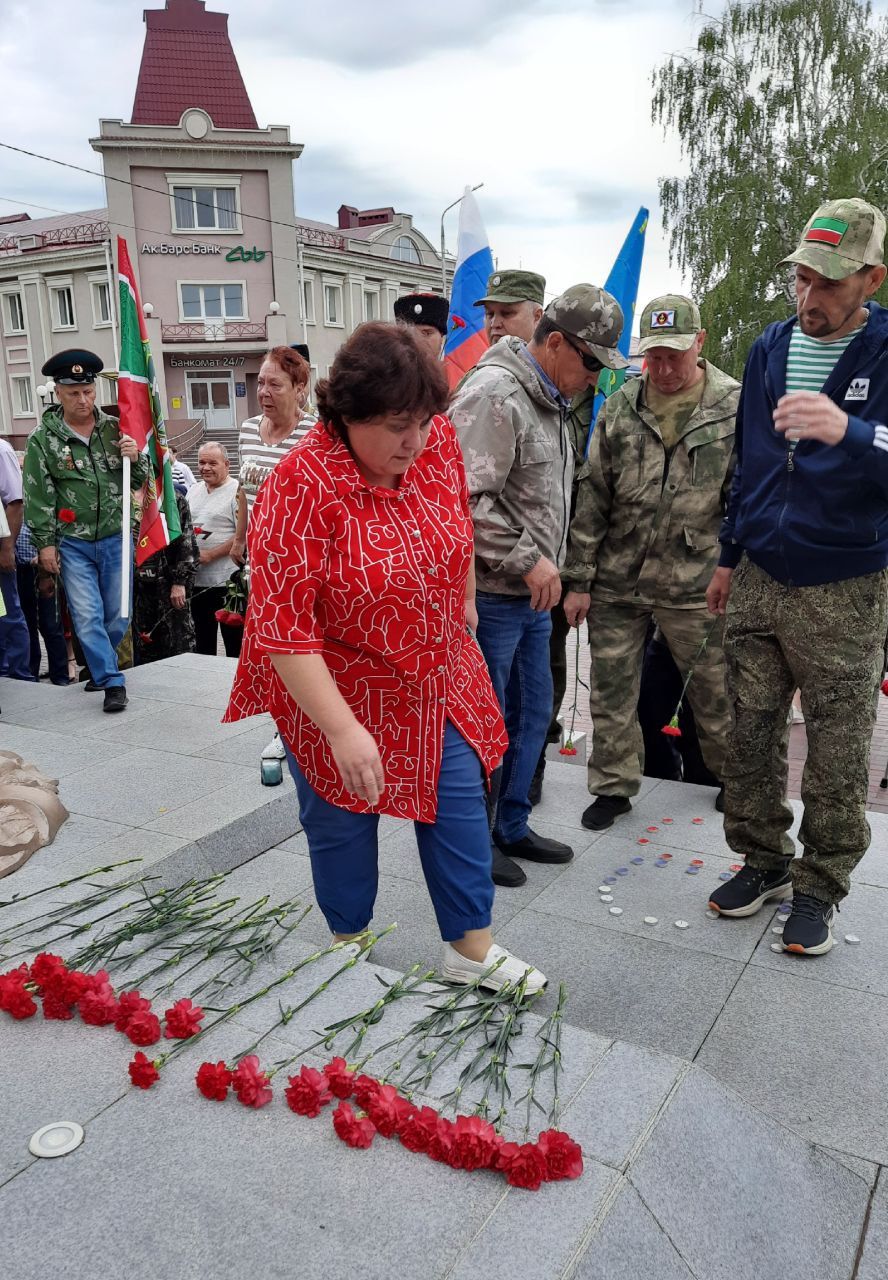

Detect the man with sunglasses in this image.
[451,284,627,886]
[562,294,739,831]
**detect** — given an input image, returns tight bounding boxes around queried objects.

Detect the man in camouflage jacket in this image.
[23,350,147,712]
[563,295,739,831]
[451,283,628,886]
[134,489,198,663]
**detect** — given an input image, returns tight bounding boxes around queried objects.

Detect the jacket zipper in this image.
[777,448,794,583]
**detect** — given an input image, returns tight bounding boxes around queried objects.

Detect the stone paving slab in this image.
[497,908,745,1058]
[529,835,778,964]
[569,1182,696,1279]
[696,964,888,1165]
[629,1069,870,1280]
[858,1173,888,1280]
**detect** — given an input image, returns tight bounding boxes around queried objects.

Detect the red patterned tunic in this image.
[224,414,508,822]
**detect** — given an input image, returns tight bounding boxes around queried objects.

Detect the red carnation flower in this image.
[58,508,76,524]
[196,1061,233,1102]
[0,979,37,1020]
[332,1101,376,1149]
[42,991,75,1020]
[536,1129,584,1181]
[322,1056,355,1100]
[661,715,682,738]
[78,983,119,1027]
[0,964,32,1015]
[163,997,204,1040]
[29,952,67,991]
[285,1065,333,1117]
[125,1010,162,1047]
[559,744,578,757]
[450,314,467,330]
[114,990,152,1032]
[57,969,91,1005]
[139,632,153,645]
[427,1116,459,1166]
[352,1073,381,1111]
[192,526,204,536]
[397,1105,440,1154]
[365,1083,406,1138]
[231,1055,273,1109]
[128,1052,160,1089]
[451,1114,501,1171]
[497,1140,549,1190]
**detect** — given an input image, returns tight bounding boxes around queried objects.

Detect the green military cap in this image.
[474,269,546,306]
[544,283,629,371]
[780,198,886,281]
[637,294,702,355]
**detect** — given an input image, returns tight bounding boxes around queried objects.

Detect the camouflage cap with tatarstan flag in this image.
[780,198,886,281]
[544,283,629,371]
[637,294,702,355]
[474,269,546,306]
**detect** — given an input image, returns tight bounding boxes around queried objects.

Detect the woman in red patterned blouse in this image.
[225,324,545,993]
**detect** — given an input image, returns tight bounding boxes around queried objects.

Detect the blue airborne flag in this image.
[585,207,649,457]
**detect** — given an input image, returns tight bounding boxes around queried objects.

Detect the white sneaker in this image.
[440,943,547,995]
[262,733,286,760]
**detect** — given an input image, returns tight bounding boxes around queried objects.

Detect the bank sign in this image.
[141,243,268,262]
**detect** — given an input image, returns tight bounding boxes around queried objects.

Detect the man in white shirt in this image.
[187,442,242,657]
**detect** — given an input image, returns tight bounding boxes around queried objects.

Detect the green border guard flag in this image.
[117,235,181,564]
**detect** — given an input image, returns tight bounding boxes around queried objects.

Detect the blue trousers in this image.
[283,721,494,941]
[0,568,35,681]
[475,591,553,843]
[59,536,130,689]
[16,563,70,683]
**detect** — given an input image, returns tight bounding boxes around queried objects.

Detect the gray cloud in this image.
[238,0,614,69]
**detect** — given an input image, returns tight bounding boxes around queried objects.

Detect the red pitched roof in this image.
[131,0,257,130]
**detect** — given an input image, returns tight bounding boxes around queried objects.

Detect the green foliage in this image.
[652,0,888,377]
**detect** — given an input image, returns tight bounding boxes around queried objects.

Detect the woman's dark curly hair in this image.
[316,322,449,442]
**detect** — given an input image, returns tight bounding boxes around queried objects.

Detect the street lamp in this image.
[440,183,484,297]
[36,380,55,406]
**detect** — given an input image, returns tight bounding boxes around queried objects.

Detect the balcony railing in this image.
[161,321,268,343]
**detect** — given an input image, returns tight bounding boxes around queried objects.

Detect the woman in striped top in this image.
[233,345,318,778]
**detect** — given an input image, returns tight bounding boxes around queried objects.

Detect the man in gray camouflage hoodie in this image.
[451,284,628,886]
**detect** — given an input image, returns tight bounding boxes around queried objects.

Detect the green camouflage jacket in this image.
[23,406,149,550]
[563,361,740,607]
[450,337,573,596]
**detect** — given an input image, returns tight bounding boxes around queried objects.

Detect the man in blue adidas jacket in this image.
[705,197,888,955]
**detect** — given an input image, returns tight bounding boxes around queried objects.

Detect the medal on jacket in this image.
[64,446,74,470]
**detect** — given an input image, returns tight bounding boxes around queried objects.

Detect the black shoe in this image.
[495,829,574,864]
[528,762,544,808]
[84,679,101,692]
[708,864,792,917]
[715,785,725,813]
[782,893,836,955]
[103,686,128,713]
[581,796,631,831]
[491,846,527,888]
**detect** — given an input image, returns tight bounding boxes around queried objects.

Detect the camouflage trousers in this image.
[585,598,730,797]
[723,557,888,903]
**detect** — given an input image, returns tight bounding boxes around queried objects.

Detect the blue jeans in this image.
[0,569,35,681]
[475,591,553,843]
[59,536,130,689]
[283,721,494,941]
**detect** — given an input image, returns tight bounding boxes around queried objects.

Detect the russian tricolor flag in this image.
[443,188,494,388]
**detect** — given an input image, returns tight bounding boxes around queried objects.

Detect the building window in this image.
[363,289,380,321]
[324,283,343,326]
[301,280,315,325]
[389,236,421,264]
[172,185,239,231]
[3,292,24,335]
[50,285,75,330]
[179,282,246,321]
[11,376,33,416]
[91,280,112,328]
[98,375,118,405]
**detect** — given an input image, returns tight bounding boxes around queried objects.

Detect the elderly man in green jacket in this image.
[563,296,740,830]
[23,350,147,712]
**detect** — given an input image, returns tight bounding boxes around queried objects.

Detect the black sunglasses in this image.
[560,332,603,374]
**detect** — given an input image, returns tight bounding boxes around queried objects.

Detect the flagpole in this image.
[120,459,131,619]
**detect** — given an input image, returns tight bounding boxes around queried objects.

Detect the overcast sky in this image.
[0,0,884,328]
